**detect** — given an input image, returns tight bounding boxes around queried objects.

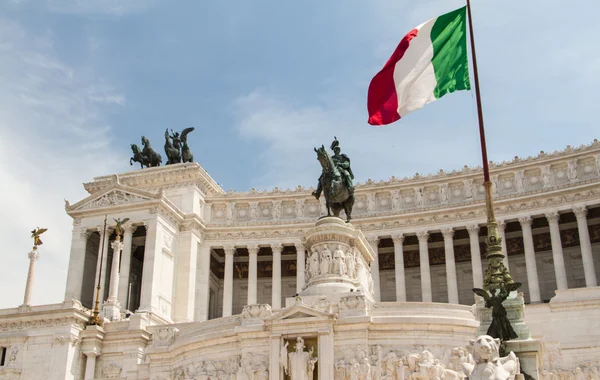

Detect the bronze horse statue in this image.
[141,136,162,167]
[130,144,146,168]
[313,145,355,222]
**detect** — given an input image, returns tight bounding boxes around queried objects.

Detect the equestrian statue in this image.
[130,136,162,168]
[312,137,355,222]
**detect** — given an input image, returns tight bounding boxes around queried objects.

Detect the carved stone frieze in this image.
[151,327,179,347]
[102,363,122,379]
[79,189,152,210]
[0,316,86,332]
[241,304,272,320]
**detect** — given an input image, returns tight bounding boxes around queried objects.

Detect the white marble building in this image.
[1,141,600,379]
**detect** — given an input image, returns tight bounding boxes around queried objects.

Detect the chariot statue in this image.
[130,136,162,168]
[312,137,355,222]
[164,127,195,164]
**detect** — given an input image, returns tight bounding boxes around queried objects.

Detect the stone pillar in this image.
[318,330,335,379]
[573,206,598,287]
[366,236,381,302]
[138,220,162,313]
[22,249,40,306]
[545,211,568,290]
[441,228,459,304]
[93,228,110,306]
[83,353,98,380]
[271,243,283,309]
[173,227,201,323]
[222,246,235,317]
[416,231,432,302]
[81,325,104,380]
[391,234,406,302]
[498,220,510,269]
[118,224,135,309]
[247,244,259,305]
[103,238,124,321]
[195,244,212,322]
[519,216,541,302]
[294,242,306,293]
[64,227,90,302]
[467,225,484,288]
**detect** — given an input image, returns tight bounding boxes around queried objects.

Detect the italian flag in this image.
[367,6,471,125]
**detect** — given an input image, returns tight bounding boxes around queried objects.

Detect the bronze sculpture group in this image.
[312,137,355,222]
[130,128,195,168]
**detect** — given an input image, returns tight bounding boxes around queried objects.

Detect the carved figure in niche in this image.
[541,166,552,187]
[281,337,317,380]
[464,335,521,380]
[567,161,578,181]
[415,188,424,207]
[320,245,332,275]
[391,190,401,210]
[463,179,474,198]
[474,283,521,342]
[371,345,383,380]
[226,204,234,224]
[249,203,258,221]
[308,248,320,279]
[296,199,305,218]
[515,170,525,192]
[346,248,356,279]
[273,202,281,220]
[439,184,448,204]
[333,245,347,275]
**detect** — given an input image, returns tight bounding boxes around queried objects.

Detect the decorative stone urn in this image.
[299,217,376,302]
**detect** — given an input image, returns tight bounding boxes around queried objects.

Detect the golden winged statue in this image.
[113,218,130,240]
[31,227,48,249]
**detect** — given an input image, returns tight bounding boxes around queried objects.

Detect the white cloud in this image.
[7,0,156,15]
[0,19,124,308]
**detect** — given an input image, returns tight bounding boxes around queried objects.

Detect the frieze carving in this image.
[241,304,272,320]
[170,353,268,380]
[339,295,368,313]
[0,317,85,332]
[102,363,122,379]
[80,190,151,210]
[151,327,179,347]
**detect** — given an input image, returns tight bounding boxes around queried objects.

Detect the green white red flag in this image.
[367,6,471,125]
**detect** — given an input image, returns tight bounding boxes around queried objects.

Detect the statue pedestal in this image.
[102,300,121,322]
[299,217,376,301]
[475,291,531,340]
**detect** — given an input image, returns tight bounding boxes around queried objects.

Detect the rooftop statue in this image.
[130,136,162,168]
[31,227,48,249]
[164,128,195,165]
[312,137,356,222]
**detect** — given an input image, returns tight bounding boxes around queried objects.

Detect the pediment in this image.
[269,302,335,322]
[67,184,159,212]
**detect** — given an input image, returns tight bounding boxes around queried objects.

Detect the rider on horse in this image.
[312,137,355,199]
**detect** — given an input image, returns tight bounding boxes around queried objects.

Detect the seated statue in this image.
[463,335,523,380]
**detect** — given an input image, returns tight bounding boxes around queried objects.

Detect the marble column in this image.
[106,239,124,304]
[295,242,306,293]
[173,227,200,323]
[247,244,259,305]
[64,227,91,302]
[416,231,432,302]
[138,220,162,313]
[222,246,235,317]
[519,216,541,302]
[441,228,459,304]
[545,211,568,290]
[195,244,212,322]
[467,225,484,289]
[573,206,598,287]
[83,353,98,380]
[498,220,510,269]
[118,224,135,309]
[367,236,381,302]
[22,249,40,306]
[271,243,283,309]
[391,234,406,302]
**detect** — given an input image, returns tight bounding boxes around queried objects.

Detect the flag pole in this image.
[466,0,507,288]
[89,215,107,325]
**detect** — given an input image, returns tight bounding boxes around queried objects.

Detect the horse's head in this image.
[141,136,149,147]
[131,144,140,154]
[314,144,337,175]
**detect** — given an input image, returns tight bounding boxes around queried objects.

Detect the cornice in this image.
[83,163,224,196]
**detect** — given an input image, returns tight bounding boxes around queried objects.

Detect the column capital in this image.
[391,234,404,245]
[466,224,480,235]
[441,228,454,239]
[573,205,588,219]
[497,220,506,231]
[223,246,236,256]
[294,241,305,252]
[247,244,259,256]
[366,236,380,246]
[28,250,40,261]
[416,231,429,241]
[270,243,283,254]
[518,216,533,226]
[79,228,92,240]
[545,211,560,224]
[122,223,136,235]
[111,240,124,252]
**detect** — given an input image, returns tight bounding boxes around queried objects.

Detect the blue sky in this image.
[0,0,598,308]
